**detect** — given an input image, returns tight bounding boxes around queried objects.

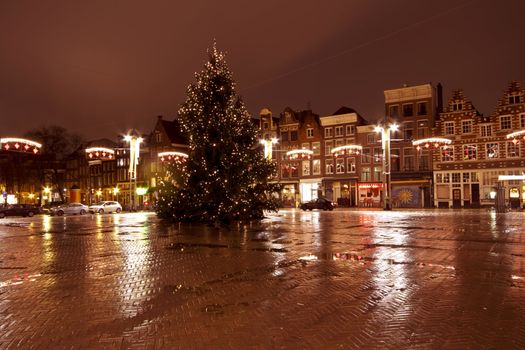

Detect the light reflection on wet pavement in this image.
[1,209,525,349]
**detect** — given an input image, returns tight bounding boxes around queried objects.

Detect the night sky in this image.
[1,0,524,140]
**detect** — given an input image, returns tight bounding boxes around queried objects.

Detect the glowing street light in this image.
[260,138,279,159]
[375,122,398,210]
[124,132,143,211]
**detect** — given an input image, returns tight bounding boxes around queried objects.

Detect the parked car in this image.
[49,203,88,216]
[88,201,122,214]
[0,204,40,218]
[299,198,334,211]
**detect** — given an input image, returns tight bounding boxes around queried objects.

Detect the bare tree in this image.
[25,125,84,203]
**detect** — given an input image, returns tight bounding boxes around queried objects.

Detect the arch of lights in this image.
[85,147,115,160]
[506,129,525,143]
[331,144,362,157]
[285,149,313,160]
[412,137,452,151]
[158,151,189,162]
[0,137,41,154]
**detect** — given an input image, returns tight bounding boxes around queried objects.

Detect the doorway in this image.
[452,189,461,208]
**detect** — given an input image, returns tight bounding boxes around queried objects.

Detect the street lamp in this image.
[375,122,398,210]
[124,132,143,211]
[260,138,279,159]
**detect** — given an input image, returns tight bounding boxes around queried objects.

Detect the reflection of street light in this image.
[124,133,143,211]
[113,187,119,201]
[259,138,278,159]
[375,123,398,211]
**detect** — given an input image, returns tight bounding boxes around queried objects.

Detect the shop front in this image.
[357,183,382,207]
[391,180,432,208]
[299,178,322,204]
[323,179,358,207]
[280,182,299,207]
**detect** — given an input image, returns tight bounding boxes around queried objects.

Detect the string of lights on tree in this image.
[155,44,281,223]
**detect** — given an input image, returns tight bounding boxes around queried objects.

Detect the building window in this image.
[403,148,414,171]
[463,144,477,160]
[509,95,521,104]
[346,125,355,135]
[417,120,429,138]
[335,139,344,148]
[335,126,344,137]
[391,149,400,171]
[155,132,162,143]
[452,173,461,183]
[373,167,382,181]
[462,120,473,134]
[373,148,382,162]
[486,143,499,159]
[301,142,310,150]
[444,121,455,135]
[367,134,375,144]
[480,125,492,137]
[441,146,454,162]
[361,148,371,164]
[302,160,311,176]
[312,159,321,175]
[312,142,321,156]
[500,115,512,130]
[389,105,399,118]
[520,114,525,128]
[417,102,428,116]
[281,131,289,141]
[361,167,371,182]
[263,122,269,130]
[403,122,414,140]
[453,102,463,111]
[347,157,356,173]
[324,127,333,138]
[402,103,413,117]
[306,128,314,138]
[325,141,333,155]
[325,159,334,174]
[507,141,520,158]
[336,158,345,174]
[463,173,470,183]
[290,130,298,141]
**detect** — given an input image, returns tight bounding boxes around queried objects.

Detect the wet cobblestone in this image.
[1,209,524,349]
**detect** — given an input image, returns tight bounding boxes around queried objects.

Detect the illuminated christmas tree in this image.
[156,45,280,223]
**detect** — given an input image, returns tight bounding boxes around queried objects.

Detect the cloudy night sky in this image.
[1,0,524,140]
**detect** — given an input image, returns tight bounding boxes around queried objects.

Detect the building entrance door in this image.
[452,189,461,208]
[471,184,480,208]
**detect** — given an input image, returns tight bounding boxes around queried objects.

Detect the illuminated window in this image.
[312,142,320,155]
[302,160,311,176]
[486,143,499,159]
[312,159,321,175]
[507,141,520,158]
[325,141,333,155]
[325,159,334,174]
[336,158,345,174]
[463,144,477,160]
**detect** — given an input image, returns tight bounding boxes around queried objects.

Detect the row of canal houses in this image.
[46,81,525,209]
[261,81,525,209]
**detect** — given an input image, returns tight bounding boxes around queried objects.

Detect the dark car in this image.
[0,204,40,218]
[299,198,334,211]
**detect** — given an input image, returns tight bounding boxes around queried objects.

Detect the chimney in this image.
[436,83,443,114]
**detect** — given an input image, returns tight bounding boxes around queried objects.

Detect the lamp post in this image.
[124,133,143,211]
[375,123,398,210]
[260,138,279,159]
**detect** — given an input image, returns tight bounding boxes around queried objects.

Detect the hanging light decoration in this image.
[413,137,452,151]
[285,149,313,160]
[0,137,42,154]
[506,129,525,144]
[158,151,189,163]
[331,144,362,158]
[85,147,115,160]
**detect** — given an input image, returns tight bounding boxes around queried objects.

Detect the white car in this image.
[50,203,88,216]
[88,201,122,214]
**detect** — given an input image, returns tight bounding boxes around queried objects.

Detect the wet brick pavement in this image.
[1,209,525,349]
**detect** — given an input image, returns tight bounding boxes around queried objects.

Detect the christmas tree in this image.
[156,45,281,223]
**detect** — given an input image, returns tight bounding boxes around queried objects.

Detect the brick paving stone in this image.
[0,210,525,349]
